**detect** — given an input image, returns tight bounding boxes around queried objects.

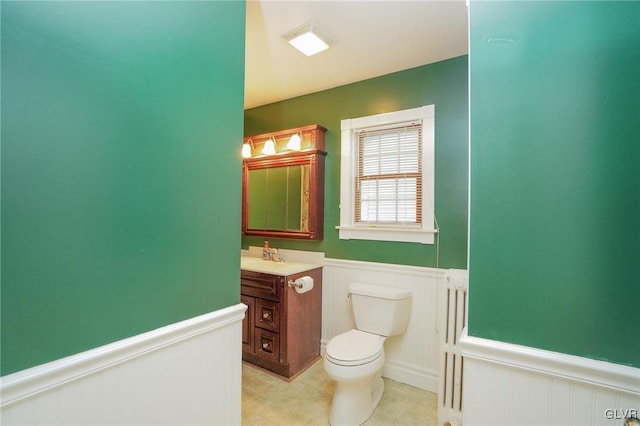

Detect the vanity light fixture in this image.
[287,131,302,151]
[262,136,277,156]
[282,23,333,57]
[242,139,254,159]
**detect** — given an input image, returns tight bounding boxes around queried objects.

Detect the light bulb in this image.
[287,133,302,151]
[262,138,276,155]
[242,143,252,158]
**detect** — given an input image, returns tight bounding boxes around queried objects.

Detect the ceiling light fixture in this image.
[282,23,333,57]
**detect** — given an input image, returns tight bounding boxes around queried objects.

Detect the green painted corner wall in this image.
[243,56,469,270]
[1,1,246,375]
[468,1,640,367]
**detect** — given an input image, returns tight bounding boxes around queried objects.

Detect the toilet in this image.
[323,283,412,425]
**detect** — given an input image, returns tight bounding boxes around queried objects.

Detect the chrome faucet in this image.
[270,248,285,262]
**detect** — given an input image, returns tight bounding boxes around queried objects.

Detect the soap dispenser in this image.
[262,241,270,260]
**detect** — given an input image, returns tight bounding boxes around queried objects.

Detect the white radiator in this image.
[438,269,468,426]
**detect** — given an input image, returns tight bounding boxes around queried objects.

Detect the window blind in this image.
[354,122,422,224]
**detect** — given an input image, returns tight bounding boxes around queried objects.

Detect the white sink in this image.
[241,256,320,276]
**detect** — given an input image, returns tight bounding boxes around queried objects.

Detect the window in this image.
[338,105,435,244]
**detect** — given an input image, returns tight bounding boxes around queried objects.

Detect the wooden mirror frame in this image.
[242,124,327,240]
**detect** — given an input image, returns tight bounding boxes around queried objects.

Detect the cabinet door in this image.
[256,298,280,332]
[241,295,255,354]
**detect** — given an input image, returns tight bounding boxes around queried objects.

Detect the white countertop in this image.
[241,256,321,276]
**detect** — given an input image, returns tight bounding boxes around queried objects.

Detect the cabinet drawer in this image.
[256,298,279,332]
[241,270,282,301]
[255,329,280,364]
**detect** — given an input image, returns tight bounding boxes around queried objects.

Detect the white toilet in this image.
[323,283,412,425]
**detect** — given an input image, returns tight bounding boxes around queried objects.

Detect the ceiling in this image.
[244,0,469,109]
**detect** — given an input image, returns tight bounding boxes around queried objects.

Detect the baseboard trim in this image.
[0,303,247,407]
[459,328,640,396]
[383,361,439,393]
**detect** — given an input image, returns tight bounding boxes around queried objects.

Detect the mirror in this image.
[247,165,309,232]
[242,124,326,240]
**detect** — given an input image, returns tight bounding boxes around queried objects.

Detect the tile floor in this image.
[242,359,438,425]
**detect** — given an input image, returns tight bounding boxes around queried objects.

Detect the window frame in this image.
[337,105,435,244]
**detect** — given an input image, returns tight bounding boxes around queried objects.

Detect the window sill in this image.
[336,226,436,244]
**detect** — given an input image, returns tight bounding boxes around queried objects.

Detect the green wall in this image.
[468,1,640,367]
[244,56,469,269]
[1,1,246,375]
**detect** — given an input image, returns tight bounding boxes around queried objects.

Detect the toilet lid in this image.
[326,330,384,366]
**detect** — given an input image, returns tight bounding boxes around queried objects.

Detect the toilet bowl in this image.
[323,283,412,426]
[323,330,387,425]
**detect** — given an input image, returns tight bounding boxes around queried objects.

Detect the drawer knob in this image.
[262,342,269,349]
[263,312,270,319]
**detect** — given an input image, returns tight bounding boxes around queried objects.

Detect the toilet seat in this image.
[325,330,384,366]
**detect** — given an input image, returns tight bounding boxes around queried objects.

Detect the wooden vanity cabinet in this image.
[241,267,322,378]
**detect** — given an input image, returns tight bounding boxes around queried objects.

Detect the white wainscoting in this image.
[0,304,247,426]
[460,330,640,426]
[322,258,447,393]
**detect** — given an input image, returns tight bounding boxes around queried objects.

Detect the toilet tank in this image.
[349,283,412,337]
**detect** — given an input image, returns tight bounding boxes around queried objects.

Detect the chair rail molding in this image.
[0,304,247,426]
[460,329,640,426]
[460,329,640,395]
